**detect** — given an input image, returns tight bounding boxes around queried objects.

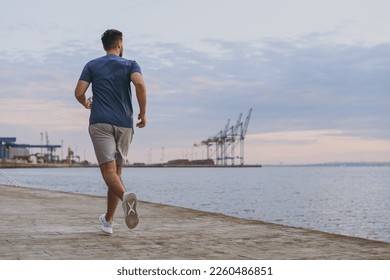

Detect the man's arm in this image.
[131,72,147,128]
[74,80,92,109]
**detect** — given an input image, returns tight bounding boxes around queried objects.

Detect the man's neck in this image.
[106,50,120,56]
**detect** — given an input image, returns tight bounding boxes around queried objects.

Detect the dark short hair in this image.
[101,29,123,50]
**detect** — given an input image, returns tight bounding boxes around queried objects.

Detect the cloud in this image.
[247,129,343,145]
[134,38,390,138]
[246,129,390,164]
[1,32,389,163]
[0,98,89,132]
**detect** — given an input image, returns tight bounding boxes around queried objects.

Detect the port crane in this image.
[195,108,253,165]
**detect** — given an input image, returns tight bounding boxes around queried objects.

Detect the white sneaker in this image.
[99,214,113,235]
[122,192,139,229]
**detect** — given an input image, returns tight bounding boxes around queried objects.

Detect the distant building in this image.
[0,137,61,163]
[0,138,17,159]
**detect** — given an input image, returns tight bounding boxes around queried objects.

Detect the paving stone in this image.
[1,185,389,260]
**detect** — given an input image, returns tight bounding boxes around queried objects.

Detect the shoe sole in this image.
[123,193,139,229]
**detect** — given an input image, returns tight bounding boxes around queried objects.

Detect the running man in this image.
[74,29,147,234]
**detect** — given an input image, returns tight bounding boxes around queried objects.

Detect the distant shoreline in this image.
[0,162,262,169]
[125,164,263,168]
[1,161,389,168]
[263,162,390,167]
[0,163,88,169]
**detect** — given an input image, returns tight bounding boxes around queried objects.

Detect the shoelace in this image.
[126,201,136,215]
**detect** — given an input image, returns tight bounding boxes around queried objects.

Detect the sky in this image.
[1,0,389,165]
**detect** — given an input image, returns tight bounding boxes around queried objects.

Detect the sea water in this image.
[2,166,389,243]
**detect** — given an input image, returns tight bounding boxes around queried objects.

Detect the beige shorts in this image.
[89,123,134,166]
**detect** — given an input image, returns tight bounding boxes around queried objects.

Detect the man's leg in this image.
[100,160,125,221]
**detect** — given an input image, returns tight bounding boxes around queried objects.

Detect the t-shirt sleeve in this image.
[130,60,142,75]
[79,63,92,83]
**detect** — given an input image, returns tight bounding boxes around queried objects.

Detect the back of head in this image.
[101,29,123,51]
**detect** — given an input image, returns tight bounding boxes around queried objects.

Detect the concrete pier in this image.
[1,184,389,260]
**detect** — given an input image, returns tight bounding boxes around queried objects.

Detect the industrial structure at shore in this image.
[0,135,81,166]
[195,108,253,166]
[1,109,258,168]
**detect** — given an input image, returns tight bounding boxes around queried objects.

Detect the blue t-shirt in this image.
[79,54,142,128]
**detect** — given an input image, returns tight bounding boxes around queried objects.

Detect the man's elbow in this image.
[74,80,89,99]
[74,88,79,98]
[74,88,83,101]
